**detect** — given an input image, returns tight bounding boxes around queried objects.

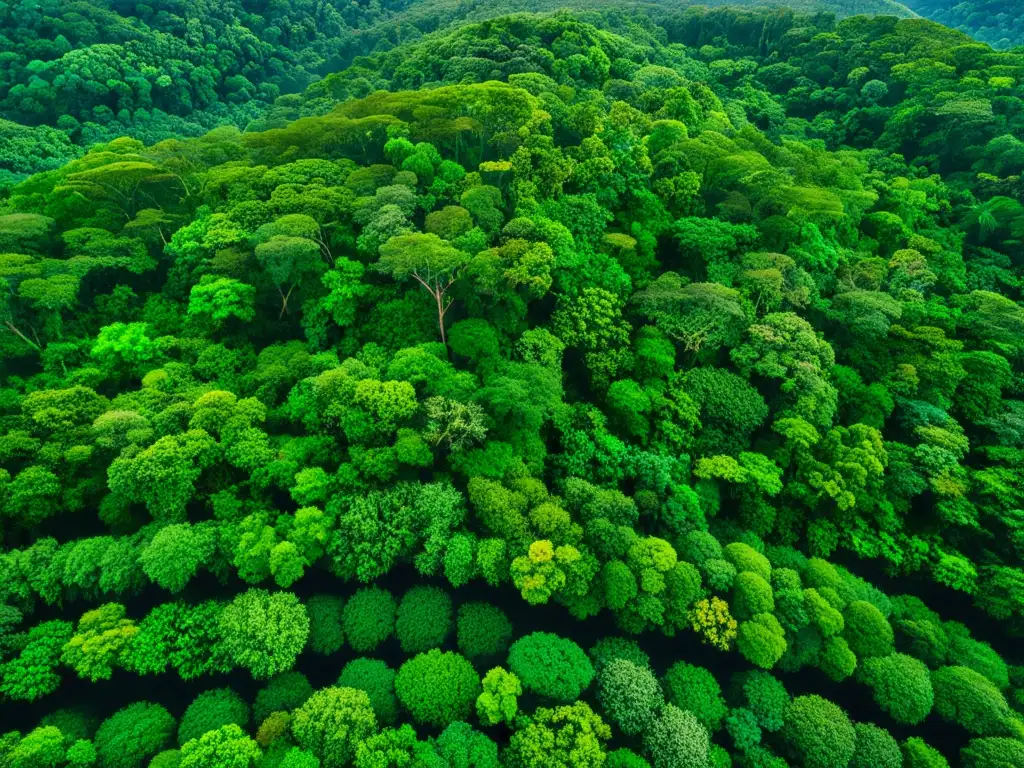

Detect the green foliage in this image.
[188,278,256,326]
[434,722,500,768]
[149,752,181,768]
[220,590,309,680]
[737,614,787,670]
[337,659,399,726]
[342,588,397,654]
[395,650,480,728]
[9,727,67,768]
[395,586,453,654]
[278,749,319,768]
[607,750,652,768]
[902,738,949,768]
[663,662,727,732]
[505,702,610,768]
[254,673,314,723]
[179,725,260,768]
[858,653,934,725]
[732,572,774,620]
[3,6,1024,767]
[725,708,761,752]
[597,659,664,736]
[291,687,377,768]
[476,667,522,727]
[507,633,594,703]
[642,705,711,768]
[94,703,175,768]
[456,602,513,660]
[0,620,72,701]
[819,636,857,682]
[589,638,652,676]
[139,524,209,594]
[62,603,137,682]
[843,601,894,658]
[850,723,902,768]
[932,666,1014,736]
[66,739,97,767]
[729,671,789,733]
[961,737,1024,768]
[781,696,856,768]
[306,596,345,656]
[178,689,249,746]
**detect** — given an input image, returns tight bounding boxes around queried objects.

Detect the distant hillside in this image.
[901,0,1024,49]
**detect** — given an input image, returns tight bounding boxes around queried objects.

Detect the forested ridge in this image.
[1,2,1024,768]
[901,0,1024,50]
[0,0,1018,187]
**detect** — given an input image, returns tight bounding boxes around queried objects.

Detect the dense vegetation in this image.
[902,0,1024,50]
[2,0,1021,186]
[2,2,1024,768]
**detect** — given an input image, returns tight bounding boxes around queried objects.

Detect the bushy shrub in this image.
[858,653,934,725]
[10,727,65,768]
[771,568,802,592]
[506,702,610,768]
[395,650,480,727]
[66,739,97,767]
[819,636,857,681]
[733,572,774,619]
[256,711,292,748]
[843,601,894,658]
[781,695,855,768]
[723,543,771,581]
[729,670,789,732]
[507,632,594,702]
[456,602,512,660]
[433,722,499,768]
[961,737,1024,768]
[607,749,651,768]
[704,559,738,591]
[891,597,948,660]
[220,589,309,679]
[291,687,377,768]
[804,589,844,637]
[95,703,175,768]
[39,709,95,743]
[306,595,345,655]
[803,559,843,595]
[254,672,315,723]
[709,745,732,768]
[736,613,787,669]
[850,723,901,768]
[395,586,453,654]
[476,667,521,726]
[279,748,320,768]
[589,637,651,674]
[597,659,664,735]
[342,588,396,653]
[178,688,249,745]
[902,737,949,768]
[932,666,1013,736]
[725,707,761,752]
[948,632,1010,690]
[663,661,727,732]
[681,531,722,566]
[643,705,710,768]
[149,750,181,768]
[337,658,399,725]
[179,724,260,768]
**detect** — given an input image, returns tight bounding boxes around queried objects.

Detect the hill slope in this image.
[0,0,920,185]
[902,0,1024,49]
